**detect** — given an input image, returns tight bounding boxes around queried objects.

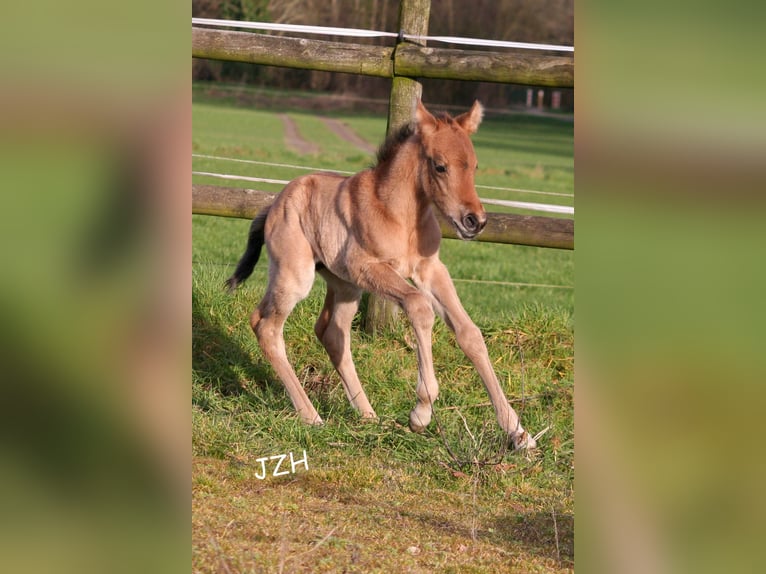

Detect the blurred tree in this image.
[193,0,271,82]
[192,0,573,108]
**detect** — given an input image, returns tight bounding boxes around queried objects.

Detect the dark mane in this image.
[374,122,416,167]
[373,111,459,168]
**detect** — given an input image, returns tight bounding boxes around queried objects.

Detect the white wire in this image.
[452,278,573,289]
[192,258,573,289]
[475,183,572,199]
[193,171,289,186]
[192,153,573,199]
[480,198,573,215]
[193,153,354,175]
[192,18,574,53]
[193,18,397,38]
[406,35,574,52]
[193,170,574,215]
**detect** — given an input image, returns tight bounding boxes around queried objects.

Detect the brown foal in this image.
[226,100,536,450]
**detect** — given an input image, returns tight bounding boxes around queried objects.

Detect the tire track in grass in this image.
[279,113,320,155]
[321,117,377,155]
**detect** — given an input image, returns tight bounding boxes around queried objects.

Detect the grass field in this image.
[192,85,574,573]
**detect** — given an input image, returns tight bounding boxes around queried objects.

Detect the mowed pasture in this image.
[192,86,574,573]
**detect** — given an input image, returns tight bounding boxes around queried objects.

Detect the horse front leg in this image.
[414,259,536,450]
[356,261,440,432]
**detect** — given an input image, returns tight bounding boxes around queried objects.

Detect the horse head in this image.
[416,100,487,240]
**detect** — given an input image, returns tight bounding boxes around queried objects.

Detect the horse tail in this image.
[224,207,270,293]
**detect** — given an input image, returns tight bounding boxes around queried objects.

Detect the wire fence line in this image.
[452,278,573,289]
[192,169,574,216]
[193,153,353,176]
[192,259,572,290]
[192,153,573,199]
[191,18,575,53]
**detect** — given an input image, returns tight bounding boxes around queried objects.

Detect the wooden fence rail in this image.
[192,27,574,88]
[192,184,574,250]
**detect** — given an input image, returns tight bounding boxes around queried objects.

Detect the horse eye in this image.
[435,164,447,173]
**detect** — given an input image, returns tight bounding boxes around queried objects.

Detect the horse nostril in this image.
[462,213,481,232]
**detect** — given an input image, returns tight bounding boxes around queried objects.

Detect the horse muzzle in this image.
[454,211,487,240]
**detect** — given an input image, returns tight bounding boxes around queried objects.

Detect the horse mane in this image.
[374,122,416,167]
[374,112,456,168]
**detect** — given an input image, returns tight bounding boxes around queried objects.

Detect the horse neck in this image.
[374,138,430,219]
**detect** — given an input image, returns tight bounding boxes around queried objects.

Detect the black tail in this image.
[224,207,270,293]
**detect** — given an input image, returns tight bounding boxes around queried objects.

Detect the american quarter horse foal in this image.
[226,100,536,450]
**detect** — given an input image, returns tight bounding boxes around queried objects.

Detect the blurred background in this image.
[577,1,766,573]
[0,1,189,573]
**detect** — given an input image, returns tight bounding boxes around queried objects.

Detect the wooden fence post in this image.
[364,0,431,335]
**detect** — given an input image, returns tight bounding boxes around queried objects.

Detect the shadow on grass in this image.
[389,501,573,568]
[192,288,274,403]
[491,511,574,568]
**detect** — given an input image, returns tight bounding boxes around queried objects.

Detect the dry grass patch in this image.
[193,455,573,573]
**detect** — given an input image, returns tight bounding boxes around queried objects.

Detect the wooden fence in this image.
[193,184,574,250]
[192,27,573,88]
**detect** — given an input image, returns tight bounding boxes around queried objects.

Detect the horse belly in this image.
[314,232,353,279]
[302,204,354,282]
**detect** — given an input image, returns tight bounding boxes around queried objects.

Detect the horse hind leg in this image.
[251,256,322,425]
[315,274,376,419]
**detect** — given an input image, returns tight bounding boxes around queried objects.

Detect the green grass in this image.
[192,91,574,572]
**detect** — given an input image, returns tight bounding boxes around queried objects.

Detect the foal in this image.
[226,100,536,450]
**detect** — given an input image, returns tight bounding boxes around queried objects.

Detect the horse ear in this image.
[415,99,438,137]
[456,100,484,134]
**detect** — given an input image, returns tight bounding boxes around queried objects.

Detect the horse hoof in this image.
[408,421,426,433]
[408,411,430,433]
[303,415,324,426]
[512,431,537,450]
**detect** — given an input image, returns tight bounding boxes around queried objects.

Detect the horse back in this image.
[265,172,355,268]
[266,168,440,282]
